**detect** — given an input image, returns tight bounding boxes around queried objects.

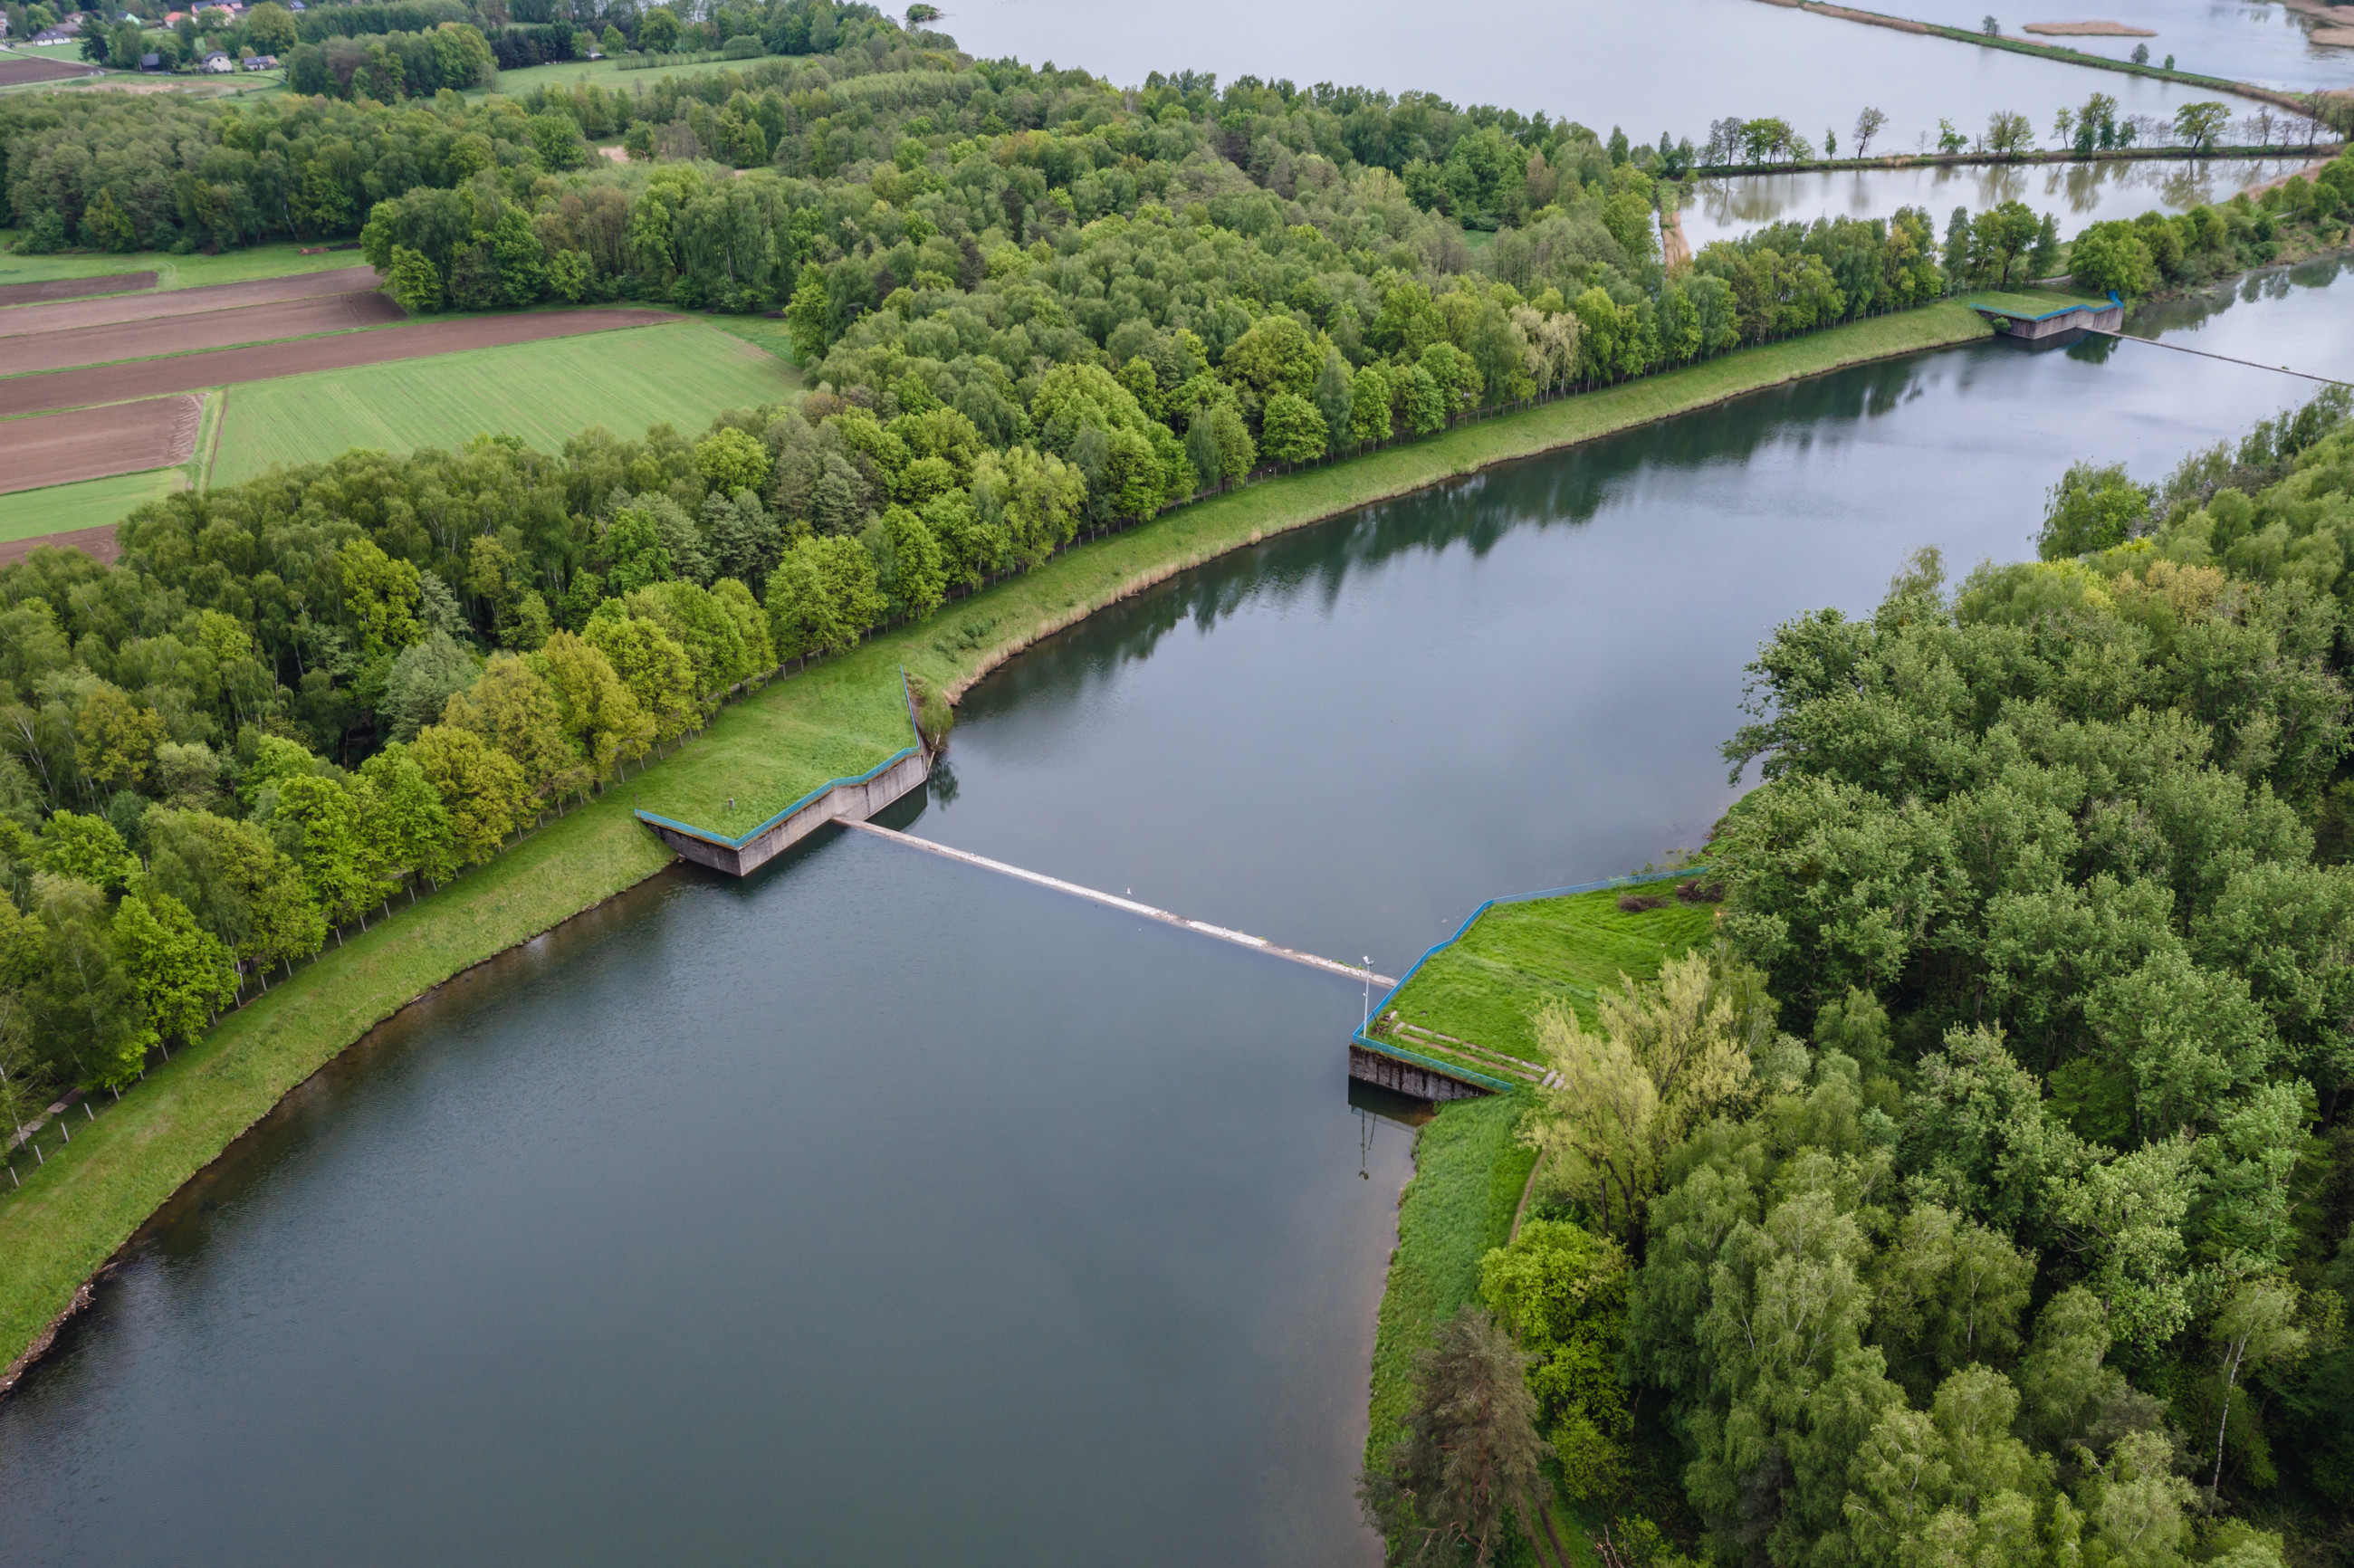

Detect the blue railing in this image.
[1350,865,1711,1094]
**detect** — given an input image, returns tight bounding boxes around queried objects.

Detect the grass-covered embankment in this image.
[1365,1094,1536,1469]
[0,299,1991,1379]
[1370,885,1718,1082]
[1360,884,1718,1487]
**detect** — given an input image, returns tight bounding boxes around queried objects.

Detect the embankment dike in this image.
[0,299,1997,1382]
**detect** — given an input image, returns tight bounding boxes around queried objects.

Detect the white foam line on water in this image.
[839,818,1396,986]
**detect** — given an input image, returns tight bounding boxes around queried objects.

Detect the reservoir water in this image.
[4,263,2352,1563]
[949,0,2319,154]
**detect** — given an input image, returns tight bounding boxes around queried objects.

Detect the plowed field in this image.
[0,57,100,86]
[0,395,202,495]
[0,309,682,417]
[5,292,407,375]
[0,272,156,308]
[0,265,378,336]
[0,524,123,568]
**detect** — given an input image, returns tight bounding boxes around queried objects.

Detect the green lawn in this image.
[0,239,365,294]
[208,320,800,484]
[1372,884,1719,1078]
[1966,285,2109,317]
[0,468,186,541]
[0,299,1993,1375]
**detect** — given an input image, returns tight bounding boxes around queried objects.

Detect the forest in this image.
[1366,394,2354,1567]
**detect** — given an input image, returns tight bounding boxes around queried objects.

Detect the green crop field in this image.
[479,53,760,93]
[0,467,184,541]
[0,238,363,292]
[208,320,802,485]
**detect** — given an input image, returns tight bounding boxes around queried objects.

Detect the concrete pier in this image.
[1973,293,2125,340]
[1348,1043,1498,1102]
[639,746,933,877]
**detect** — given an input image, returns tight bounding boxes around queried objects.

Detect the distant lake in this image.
[949,0,2337,150]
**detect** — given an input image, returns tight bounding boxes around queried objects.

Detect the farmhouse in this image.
[137,51,160,69]
[243,53,275,67]
[202,51,231,71]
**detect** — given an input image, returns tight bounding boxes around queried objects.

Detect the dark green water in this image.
[2,262,2349,1564]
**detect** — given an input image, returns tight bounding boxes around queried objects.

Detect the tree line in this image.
[2069,158,2354,299]
[1364,395,2354,1566]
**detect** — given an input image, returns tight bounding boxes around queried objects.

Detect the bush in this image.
[721,33,762,57]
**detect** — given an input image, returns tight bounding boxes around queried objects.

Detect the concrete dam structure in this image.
[1972,292,2126,341]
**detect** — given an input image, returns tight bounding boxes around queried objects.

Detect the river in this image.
[2,263,2350,1563]
[946,0,2332,155]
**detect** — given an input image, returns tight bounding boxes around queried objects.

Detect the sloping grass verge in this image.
[1364,1094,1536,1468]
[0,300,1992,1378]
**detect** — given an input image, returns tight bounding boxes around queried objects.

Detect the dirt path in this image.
[0,272,157,309]
[0,309,684,418]
[0,395,201,493]
[0,265,378,337]
[4,292,407,375]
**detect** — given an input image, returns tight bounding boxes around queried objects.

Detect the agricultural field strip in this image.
[0,272,157,309]
[0,266,378,337]
[0,395,199,494]
[0,310,684,418]
[1,292,407,378]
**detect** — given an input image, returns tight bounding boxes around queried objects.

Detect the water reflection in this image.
[1686,156,2316,249]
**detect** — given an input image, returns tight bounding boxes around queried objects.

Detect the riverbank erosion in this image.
[0,301,1994,1382]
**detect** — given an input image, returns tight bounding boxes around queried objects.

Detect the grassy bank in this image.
[1364,1093,1536,1469]
[0,299,1992,1378]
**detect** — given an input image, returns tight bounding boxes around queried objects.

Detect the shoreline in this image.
[1755,0,2338,114]
[0,301,1996,1388]
[1692,141,2342,179]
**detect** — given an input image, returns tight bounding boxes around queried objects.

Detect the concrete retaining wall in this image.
[1349,1044,1492,1102]
[641,747,931,876]
[1997,301,2124,339]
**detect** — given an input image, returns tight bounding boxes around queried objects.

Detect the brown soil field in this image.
[0,310,684,417]
[0,395,200,494]
[0,57,101,85]
[2024,18,2159,33]
[5,292,407,376]
[0,265,379,337]
[0,272,157,309]
[0,524,120,569]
